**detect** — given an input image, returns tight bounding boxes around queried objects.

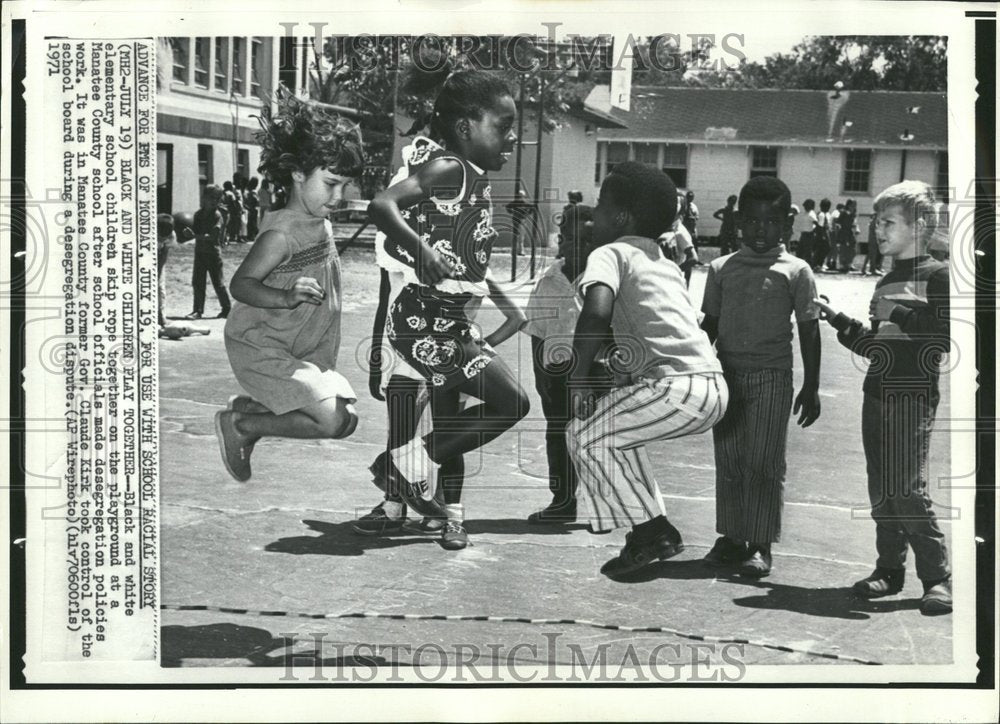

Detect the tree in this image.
[678,36,947,92]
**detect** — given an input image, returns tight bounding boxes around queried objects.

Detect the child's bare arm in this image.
[230,230,323,309]
[368,158,463,285]
[794,319,821,427]
[483,278,527,348]
[713,208,725,222]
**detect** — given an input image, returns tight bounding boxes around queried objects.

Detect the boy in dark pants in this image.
[701,176,822,578]
[186,184,232,320]
[815,180,951,615]
[522,205,611,523]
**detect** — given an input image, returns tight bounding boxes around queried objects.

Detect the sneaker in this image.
[703,536,749,567]
[852,567,905,598]
[184,311,203,320]
[920,577,952,616]
[527,500,577,525]
[739,545,772,578]
[391,457,446,519]
[351,503,406,536]
[214,410,256,482]
[402,516,445,535]
[216,310,230,319]
[440,520,468,550]
[600,529,684,579]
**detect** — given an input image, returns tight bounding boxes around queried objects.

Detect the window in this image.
[237,149,250,181]
[214,38,229,92]
[605,142,629,176]
[232,37,245,95]
[170,38,189,83]
[936,151,949,202]
[633,142,659,165]
[197,144,213,189]
[843,149,872,193]
[194,37,210,88]
[251,38,265,99]
[750,146,779,178]
[661,143,688,188]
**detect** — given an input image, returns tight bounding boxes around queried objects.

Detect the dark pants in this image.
[192,251,231,315]
[812,230,830,269]
[861,391,949,582]
[797,231,814,263]
[534,357,578,507]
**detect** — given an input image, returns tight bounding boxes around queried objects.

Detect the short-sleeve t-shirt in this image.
[701,244,819,372]
[577,236,721,380]
[523,259,580,368]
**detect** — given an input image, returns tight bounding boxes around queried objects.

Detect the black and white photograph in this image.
[2,0,996,721]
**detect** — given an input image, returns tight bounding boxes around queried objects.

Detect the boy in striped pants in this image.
[567,162,729,580]
[701,176,822,578]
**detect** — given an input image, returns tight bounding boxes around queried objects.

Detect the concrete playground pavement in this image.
[158,246,953,671]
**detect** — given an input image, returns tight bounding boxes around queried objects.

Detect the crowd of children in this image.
[180,70,952,618]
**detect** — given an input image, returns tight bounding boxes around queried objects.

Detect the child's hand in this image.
[570,385,597,420]
[793,386,821,427]
[812,297,836,321]
[869,297,896,321]
[284,277,326,308]
[417,247,455,286]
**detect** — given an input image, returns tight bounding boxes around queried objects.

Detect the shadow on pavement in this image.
[465,518,591,536]
[264,519,434,556]
[730,580,922,620]
[161,623,389,668]
[607,559,736,583]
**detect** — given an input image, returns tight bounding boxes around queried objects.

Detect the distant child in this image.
[795,199,818,264]
[836,199,859,272]
[214,91,365,482]
[222,181,244,244]
[567,162,727,579]
[656,215,698,287]
[701,176,821,577]
[860,215,884,275]
[185,184,232,320]
[367,67,529,550]
[814,180,951,615]
[157,213,176,327]
[927,201,950,262]
[813,198,833,271]
[245,176,261,240]
[713,194,738,256]
[682,189,699,241]
[523,203,611,524]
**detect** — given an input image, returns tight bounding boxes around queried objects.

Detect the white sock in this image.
[390,437,438,500]
[381,500,404,519]
[444,503,464,523]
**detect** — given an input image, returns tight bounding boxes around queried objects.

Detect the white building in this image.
[581,85,949,238]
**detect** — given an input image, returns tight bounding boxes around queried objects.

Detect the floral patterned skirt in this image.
[387,284,495,392]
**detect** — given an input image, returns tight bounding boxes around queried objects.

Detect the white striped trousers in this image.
[567,372,728,532]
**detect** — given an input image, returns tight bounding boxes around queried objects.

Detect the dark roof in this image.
[565,103,628,129]
[588,86,947,149]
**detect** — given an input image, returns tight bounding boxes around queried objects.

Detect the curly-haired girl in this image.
[214,90,365,482]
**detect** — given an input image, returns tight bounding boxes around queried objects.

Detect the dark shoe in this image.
[368,452,392,493]
[393,462,446,519]
[184,311,203,320]
[527,500,577,524]
[601,529,684,580]
[739,545,772,578]
[853,567,905,598]
[402,516,445,535]
[351,503,406,536]
[703,536,749,567]
[216,310,230,319]
[440,520,468,550]
[214,410,256,482]
[920,577,952,615]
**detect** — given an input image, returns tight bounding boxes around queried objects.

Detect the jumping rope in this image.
[160,603,882,665]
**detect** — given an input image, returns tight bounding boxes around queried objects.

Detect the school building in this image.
[559,85,949,238]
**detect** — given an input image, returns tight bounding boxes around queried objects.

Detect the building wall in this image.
[591,142,944,239]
